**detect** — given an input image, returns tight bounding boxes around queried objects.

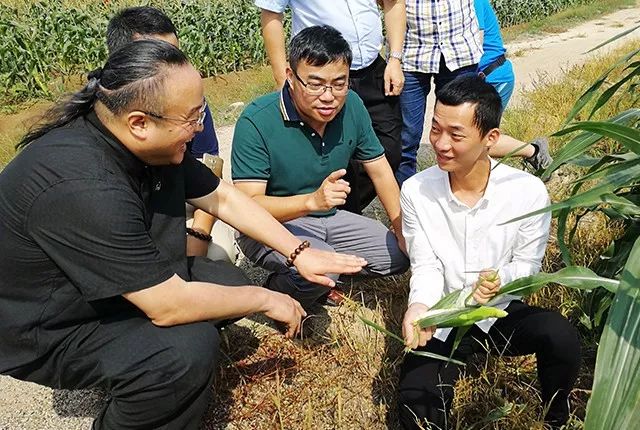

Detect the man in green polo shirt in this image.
[232,25,409,309]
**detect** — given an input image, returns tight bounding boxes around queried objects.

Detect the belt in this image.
[478,54,506,79]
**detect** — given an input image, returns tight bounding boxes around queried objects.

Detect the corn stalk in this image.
[504,26,640,428]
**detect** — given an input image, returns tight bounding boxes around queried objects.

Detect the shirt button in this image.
[311,132,316,137]
[299,122,304,126]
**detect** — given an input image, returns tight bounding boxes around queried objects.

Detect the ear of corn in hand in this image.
[415,306,508,329]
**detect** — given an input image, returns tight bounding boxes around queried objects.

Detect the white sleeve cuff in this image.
[408,272,445,308]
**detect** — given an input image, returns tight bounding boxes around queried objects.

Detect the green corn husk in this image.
[415,306,508,329]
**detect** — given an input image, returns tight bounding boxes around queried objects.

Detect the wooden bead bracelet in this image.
[286,240,311,267]
[186,227,212,243]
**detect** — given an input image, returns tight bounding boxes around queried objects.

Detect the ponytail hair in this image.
[17,39,189,149]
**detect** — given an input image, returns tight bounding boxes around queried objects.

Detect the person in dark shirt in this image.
[106,6,224,257]
[106,6,220,159]
[0,40,365,429]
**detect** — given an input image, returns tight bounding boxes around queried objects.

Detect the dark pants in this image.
[342,55,403,213]
[13,257,249,430]
[398,301,581,430]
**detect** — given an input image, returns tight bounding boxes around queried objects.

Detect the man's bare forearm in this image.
[251,193,315,222]
[365,158,402,230]
[124,275,272,327]
[190,181,302,256]
[382,0,406,53]
[260,9,288,87]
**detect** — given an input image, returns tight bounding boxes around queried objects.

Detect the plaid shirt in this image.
[403,0,483,74]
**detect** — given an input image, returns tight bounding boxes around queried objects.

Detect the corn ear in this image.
[415,306,508,329]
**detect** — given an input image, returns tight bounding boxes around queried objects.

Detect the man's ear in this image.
[485,128,501,150]
[127,111,150,141]
[285,66,294,87]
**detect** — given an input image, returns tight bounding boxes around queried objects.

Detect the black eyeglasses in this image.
[144,100,207,128]
[292,70,349,96]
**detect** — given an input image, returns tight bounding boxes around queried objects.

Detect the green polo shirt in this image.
[232,83,384,216]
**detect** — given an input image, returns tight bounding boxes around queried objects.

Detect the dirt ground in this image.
[1,5,639,430]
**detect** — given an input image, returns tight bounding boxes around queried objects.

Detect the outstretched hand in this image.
[293,247,366,287]
[307,169,351,212]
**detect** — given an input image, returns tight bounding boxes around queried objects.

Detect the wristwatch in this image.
[388,51,403,63]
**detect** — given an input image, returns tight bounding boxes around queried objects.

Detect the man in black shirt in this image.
[0,40,365,429]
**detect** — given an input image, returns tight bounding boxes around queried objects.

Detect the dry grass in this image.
[199,276,409,429]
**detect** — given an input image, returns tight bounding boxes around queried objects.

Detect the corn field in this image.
[0,0,598,105]
[0,0,271,103]
[492,0,597,26]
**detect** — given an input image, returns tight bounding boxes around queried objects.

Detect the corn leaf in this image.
[588,64,640,120]
[358,316,406,344]
[584,24,640,54]
[571,153,639,185]
[407,350,466,366]
[429,288,467,310]
[552,122,640,155]
[542,109,640,180]
[489,266,619,302]
[450,325,471,360]
[563,50,640,124]
[358,316,465,365]
[504,161,640,223]
[584,236,640,428]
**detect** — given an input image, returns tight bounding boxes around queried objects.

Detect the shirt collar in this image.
[279,80,302,123]
[85,110,147,180]
[442,157,498,209]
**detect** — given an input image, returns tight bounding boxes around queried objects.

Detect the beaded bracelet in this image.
[186,227,212,243]
[285,240,311,267]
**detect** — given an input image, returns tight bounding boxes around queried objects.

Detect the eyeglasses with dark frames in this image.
[292,70,349,96]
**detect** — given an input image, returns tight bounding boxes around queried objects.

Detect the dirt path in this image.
[1,6,639,430]
[508,5,640,105]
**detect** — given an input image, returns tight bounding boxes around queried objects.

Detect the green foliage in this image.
[584,236,640,429]
[506,27,639,427]
[0,0,277,104]
[491,0,598,27]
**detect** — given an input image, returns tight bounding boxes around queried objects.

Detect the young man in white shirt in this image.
[398,75,580,430]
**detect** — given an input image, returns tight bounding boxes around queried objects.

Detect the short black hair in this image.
[288,25,352,72]
[106,6,177,54]
[435,75,503,136]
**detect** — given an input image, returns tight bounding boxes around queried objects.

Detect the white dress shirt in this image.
[400,159,551,340]
[255,0,383,69]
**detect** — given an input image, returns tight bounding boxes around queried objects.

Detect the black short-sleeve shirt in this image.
[0,112,219,373]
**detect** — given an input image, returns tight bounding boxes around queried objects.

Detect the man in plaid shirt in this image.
[396,0,483,184]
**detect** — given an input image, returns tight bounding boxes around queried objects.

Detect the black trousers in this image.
[342,55,403,214]
[13,258,249,430]
[398,301,581,430]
